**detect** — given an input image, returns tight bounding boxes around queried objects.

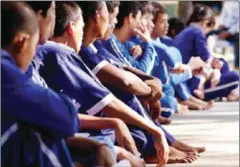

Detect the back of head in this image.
[106,1,120,14]
[187,4,215,26]
[25,1,53,17]
[152,2,167,23]
[76,1,104,25]
[116,1,142,28]
[54,1,82,37]
[167,17,185,38]
[1,1,39,48]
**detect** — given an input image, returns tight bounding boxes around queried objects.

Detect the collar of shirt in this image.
[88,43,98,54]
[1,49,26,74]
[46,40,76,53]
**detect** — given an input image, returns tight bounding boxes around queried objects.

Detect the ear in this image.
[95,10,101,24]
[128,13,134,26]
[36,10,44,22]
[12,32,30,54]
[66,22,74,36]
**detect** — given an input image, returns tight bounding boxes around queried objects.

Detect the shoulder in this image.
[36,41,75,58]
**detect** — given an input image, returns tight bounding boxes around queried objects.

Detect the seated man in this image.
[150,2,213,110]
[80,0,205,164]
[1,2,79,166]
[25,2,137,166]
[32,1,162,166]
[36,1,168,166]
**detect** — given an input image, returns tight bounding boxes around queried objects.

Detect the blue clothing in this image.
[80,42,154,154]
[160,84,178,118]
[158,37,192,101]
[175,83,191,101]
[188,71,239,101]
[174,25,239,99]
[160,36,175,47]
[34,41,117,163]
[2,50,79,167]
[92,40,176,149]
[174,25,211,64]
[125,36,157,74]
[35,41,115,117]
[108,34,156,74]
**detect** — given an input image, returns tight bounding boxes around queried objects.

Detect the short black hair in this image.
[106,1,120,14]
[116,1,142,28]
[54,1,82,37]
[187,4,215,26]
[25,1,53,17]
[76,1,105,25]
[139,1,154,16]
[167,17,185,38]
[152,2,167,23]
[1,1,39,48]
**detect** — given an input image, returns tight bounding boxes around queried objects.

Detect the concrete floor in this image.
[147,102,239,167]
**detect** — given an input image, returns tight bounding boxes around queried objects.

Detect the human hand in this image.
[114,119,139,156]
[144,78,163,102]
[153,130,170,167]
[188,57,207,72]
[133,23,151,42]
[211,58,223,70]
[149,100,161,121]
[130,45,143,58]
[170,63,187,74]
[210,69,221,88]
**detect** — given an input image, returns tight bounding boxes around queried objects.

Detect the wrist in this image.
[150,126,164,138]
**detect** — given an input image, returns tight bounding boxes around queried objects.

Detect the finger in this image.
[133,28,142,35]
[132,48,139,57]
[125,139,138,155]
[130,48,135,55]
[117,137,124,149]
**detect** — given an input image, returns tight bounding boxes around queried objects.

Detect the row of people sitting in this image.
[2,1,239,167]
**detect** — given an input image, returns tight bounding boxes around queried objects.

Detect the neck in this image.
[83,23,98,47]
[190,22,202,28]
[151,32,158,40]
[51,35,78,53]
[51,36,68,46]
[113,26,131,43]
[5,47,28,72]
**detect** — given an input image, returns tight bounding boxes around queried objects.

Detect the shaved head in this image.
[1,1,39,47]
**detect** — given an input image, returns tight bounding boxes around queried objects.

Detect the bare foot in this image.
[227,90,239,102]
[176,103,189,114]
[193,89,205,100]
[144,146,198,164]
[167,146,198,164]
[180,99,203,110]
[172,141,206,153]
[158,116,172,125]
[190,96,214,110]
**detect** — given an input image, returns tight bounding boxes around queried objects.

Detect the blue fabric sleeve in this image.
[151,41,176,68]
[38,49,112,116]
[2,57,79,138]
[125,42,156,74]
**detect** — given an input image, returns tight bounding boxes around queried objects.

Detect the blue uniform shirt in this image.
[35,41,115,117]
[80,42,153,123]
[108,34,156,74]
[174,24,211,64]
[1,49,79,167]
